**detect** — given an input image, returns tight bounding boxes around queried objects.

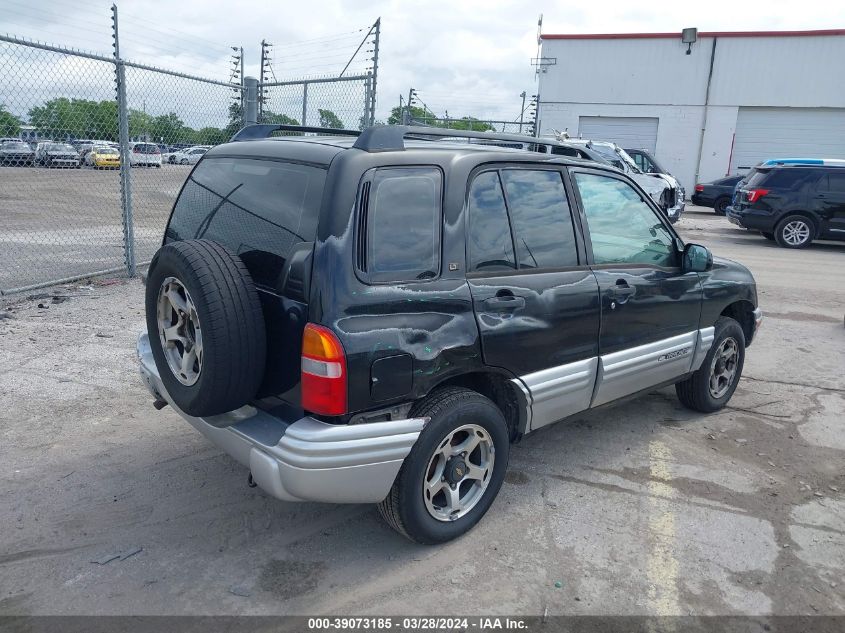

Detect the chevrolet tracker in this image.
[138,124,762,544]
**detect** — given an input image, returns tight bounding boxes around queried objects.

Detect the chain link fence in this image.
[259,74,373,130]
[0,35,376,295]
[409,116,535,135]
[0,37,130,293]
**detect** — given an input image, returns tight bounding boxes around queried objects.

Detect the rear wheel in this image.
[714,197,730,215]
[676,317,745,413]
[775,215,815,249]
[378,387,509,544]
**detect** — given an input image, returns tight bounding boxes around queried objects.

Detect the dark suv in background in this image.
[728,165,845,248]
[138,125,761,543]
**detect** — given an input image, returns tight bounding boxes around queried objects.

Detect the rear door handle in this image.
[482,295,526,311]
[610,280,635,303]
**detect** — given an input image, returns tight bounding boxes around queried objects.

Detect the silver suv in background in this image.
[561,138,685,223]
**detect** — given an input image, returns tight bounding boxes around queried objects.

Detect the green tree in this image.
[148,112,190,144]
[441,116,494,132]
[387,105,436,125]
[261,110,299,125]
[0,105,22,136]
[318,108,344,129]
[28,98,118,140]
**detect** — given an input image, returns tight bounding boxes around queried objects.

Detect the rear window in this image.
[166,157,327,290]
[134,143,160,154]
[746,168,811,189]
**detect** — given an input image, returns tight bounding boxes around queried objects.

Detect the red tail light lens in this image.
[301,323,347,416]
[746,188,769,203]
[694,184,704,192]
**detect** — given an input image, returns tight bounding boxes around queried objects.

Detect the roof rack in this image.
[353,125,565,153]
[230,123,569,153]
[230,124,361,142]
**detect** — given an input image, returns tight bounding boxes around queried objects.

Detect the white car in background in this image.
[128,142,162,167]
[174,146,210,165]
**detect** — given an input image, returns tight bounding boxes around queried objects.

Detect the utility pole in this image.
[519,91,526,134]
[403,88,415,125]
[230,46,243,125]
[260,40,273,122]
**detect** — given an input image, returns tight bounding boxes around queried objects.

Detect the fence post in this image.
[112,4,135,277]
[362,74,371,129]
[302,82,308,127]
[370,18,380,126]
[244,76,258,125]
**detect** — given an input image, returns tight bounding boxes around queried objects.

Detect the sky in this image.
[2,0,844,127]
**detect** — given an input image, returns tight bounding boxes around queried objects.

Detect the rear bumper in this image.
[137,333,427,503]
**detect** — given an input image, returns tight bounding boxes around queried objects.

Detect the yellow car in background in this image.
[86,145,120,169]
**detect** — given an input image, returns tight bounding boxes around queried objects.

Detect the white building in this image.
[536,29,845,193]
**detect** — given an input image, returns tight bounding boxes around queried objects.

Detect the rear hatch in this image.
[163,154,327,406]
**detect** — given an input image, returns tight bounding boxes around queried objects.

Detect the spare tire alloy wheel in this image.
[423,424,494,521]
[145,239,266,418]
[157,277,202,386]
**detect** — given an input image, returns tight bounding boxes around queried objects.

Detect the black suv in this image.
[727,165,845,248]
[138,125,762,544]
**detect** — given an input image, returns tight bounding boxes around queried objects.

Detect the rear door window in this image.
[359,167,442,283]
[166,157,326,289]
[500,169,579,269]
[467,171,516,272]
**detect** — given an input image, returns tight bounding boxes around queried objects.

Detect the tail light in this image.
[746,188,769,203]
[301,323,347,415]
[694,184,704,192]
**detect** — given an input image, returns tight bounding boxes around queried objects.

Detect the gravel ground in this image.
[0,208,843,617]
[0,165,190,293]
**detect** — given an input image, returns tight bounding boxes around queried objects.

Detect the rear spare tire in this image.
[145,239,266,417]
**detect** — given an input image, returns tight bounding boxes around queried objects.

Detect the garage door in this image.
[730,107,845,173]
[578,116,659,153]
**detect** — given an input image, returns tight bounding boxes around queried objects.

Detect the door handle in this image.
[482,294,526,311]
[610,280,635,304]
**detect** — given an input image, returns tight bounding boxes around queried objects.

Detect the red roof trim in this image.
[540,29,845,40]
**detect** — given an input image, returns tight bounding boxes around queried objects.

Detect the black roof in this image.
[209,124,605,169]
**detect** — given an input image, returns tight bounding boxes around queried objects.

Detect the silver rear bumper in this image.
[137,333,426,503]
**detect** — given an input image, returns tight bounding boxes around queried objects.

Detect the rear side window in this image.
[747,169,809,189]
[359,167,442,283]
[819,172,845,192]
[166,157,326,289]
[500,169,578,269]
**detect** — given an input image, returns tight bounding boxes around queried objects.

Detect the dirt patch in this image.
[257,559,327,600]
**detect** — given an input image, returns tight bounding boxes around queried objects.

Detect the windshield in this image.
[94,147,118,155]
[3,142,29,150]
[47,143,75,152]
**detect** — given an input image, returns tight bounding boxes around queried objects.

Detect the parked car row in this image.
[694,158,845,249]
[0,139,213,169]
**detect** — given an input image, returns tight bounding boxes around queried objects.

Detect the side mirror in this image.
[683,243,712,272]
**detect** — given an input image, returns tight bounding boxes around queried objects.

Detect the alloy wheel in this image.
[156,276,203,386]
[709,337,739,399]
[782,220,811,246]
[422,424,495,522]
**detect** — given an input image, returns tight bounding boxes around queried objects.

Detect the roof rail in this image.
[230,124,362,142]
[352,125,567,153]
[230,123,572,153]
